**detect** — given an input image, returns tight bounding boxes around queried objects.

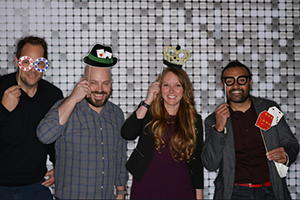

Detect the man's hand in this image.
[58,78,91,125]
[69,78,91,104]
[266,147,287,164]
[116,186,126,200]
[214,103,230,132]
[116,194,125,200]
[41,169,55,187]
[1,85,22,112]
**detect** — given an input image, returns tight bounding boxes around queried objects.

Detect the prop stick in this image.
[256,109,288,178]
[18,68,21,86]
[224,84,227,103]
[260,129,268,153]
[88,66,91,82]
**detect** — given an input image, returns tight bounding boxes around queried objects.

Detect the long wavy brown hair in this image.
[145,67,198,162]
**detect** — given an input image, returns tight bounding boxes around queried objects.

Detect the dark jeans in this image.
[0,179,52,200]
[231,184,275,200]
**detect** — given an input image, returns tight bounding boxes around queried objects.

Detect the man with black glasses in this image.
[201,60,298,199]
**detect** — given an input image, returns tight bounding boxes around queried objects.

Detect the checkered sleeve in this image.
[37,99,66,144]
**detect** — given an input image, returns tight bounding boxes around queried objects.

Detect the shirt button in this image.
[101,142,103,145]
[100,128,102,130]
[101,186,103,189]
[102,171,104,174]
[245,129,248,132]
[102,157,104,159]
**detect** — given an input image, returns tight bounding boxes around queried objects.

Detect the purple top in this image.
[130,116,195,199]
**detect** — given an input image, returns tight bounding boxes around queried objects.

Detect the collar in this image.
[229,98,254,116]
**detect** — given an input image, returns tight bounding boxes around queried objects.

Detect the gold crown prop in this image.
[163,45,190,69]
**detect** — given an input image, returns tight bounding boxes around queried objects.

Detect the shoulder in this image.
[0,73,17,93]
[251,96,279,107]
[0,72,16,84]
[195,113,202,121]
[195,113,203,126]
[37,79,63,106]
[39,79,61,92]
[39,79,63,96]
[105,101,124,115]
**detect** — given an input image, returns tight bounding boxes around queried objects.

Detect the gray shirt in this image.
[37,99,128,199]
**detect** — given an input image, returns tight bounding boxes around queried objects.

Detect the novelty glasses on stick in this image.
[18,56,50,72]
[222,76,250,103]
[222,75,250,86]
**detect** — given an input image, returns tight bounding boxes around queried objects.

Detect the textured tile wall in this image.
[0,0,299,199]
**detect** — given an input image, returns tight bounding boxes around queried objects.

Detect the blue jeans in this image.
[231,184,275,200]
[0,179,52,200]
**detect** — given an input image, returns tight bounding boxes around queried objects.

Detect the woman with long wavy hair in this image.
[121,67,204,199]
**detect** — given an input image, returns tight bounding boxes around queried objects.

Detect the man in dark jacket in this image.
[201,60,299,199]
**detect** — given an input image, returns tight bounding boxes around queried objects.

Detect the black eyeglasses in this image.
[222,76,250,86]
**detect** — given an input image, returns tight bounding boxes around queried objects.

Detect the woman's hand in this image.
[144,81,160,105]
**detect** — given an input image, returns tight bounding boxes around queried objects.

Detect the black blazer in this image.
[121,111,204,190]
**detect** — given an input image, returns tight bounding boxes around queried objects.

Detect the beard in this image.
[85,90,112,108]
[227,85,251,103]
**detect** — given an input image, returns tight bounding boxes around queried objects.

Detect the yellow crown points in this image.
[163,45,191,69]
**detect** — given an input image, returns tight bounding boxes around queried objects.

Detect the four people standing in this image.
[1,37,298,200]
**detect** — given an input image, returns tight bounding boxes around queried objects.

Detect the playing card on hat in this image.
[268,106,284,127]
[97,49,104,58]
[255,110,274,131]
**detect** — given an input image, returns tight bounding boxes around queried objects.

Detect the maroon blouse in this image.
[130,116,195,199]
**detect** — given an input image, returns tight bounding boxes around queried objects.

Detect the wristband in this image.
[116,190,127,195]
[138,101,150,109]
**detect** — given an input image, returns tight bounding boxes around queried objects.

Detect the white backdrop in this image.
[0,0,299,199]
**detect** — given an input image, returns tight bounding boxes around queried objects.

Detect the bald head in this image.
[84,65,112,81]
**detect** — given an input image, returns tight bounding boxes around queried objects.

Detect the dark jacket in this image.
[121,111,204,190]
[201,96,299,199]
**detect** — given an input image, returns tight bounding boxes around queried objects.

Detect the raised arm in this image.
[201,105,230,171]
[37,78,91,144]
[58,78,91,125]
[121,81,160,140]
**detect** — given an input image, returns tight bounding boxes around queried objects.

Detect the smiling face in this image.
[222,66,252,104]
[15,43,44,88]
[84,66,112,111]
[161,71,184,115]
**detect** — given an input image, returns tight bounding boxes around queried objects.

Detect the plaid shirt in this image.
[37,99,128,199]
